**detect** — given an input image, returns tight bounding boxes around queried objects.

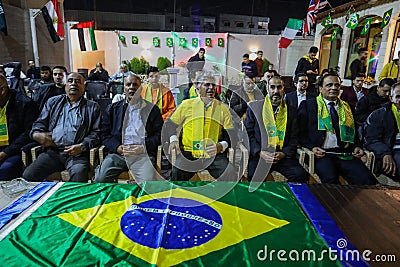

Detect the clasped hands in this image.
[117,144,145,156]
[259,151,285,164]
[168,141,222,157]
[311,147,364,158]
[32,132,83,156]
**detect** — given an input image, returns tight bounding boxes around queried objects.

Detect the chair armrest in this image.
[302,147,315,175]
[297,147,306,167]
[31,146,43,161]
[237,142,249,179]
[171,147,177,166]
[364,150,375,171]
[228,148,234,164]
[99,145,106,163]
[90,147,99,167]
[156,145,162,173]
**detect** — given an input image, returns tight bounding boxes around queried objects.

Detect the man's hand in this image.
[122,145,145,156]
[168,141,180,156]
[32,132,55,147]
[260,151,275,163]
[64,144,83,156]
[117,145,124,156]
[353,147,365,158]
[205,143,223,158]
[273,152,286,163]
[382,154,396,177]
[312,147,326,158]
[0,151,7,162]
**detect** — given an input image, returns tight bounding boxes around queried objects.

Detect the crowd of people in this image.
[1,46,400,185]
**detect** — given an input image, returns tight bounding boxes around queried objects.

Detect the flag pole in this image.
[29,9,40,67]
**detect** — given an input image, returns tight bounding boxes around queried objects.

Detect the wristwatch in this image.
[80,143,88,152]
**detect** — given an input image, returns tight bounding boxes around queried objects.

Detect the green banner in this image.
[361,18,372,35]
[166,37,173,47]
[132,36,138,44]
[205,38,212,47]
[153,37,160,47]
[192,37,198,47]
[346,13,359,30]
[321,14,333,28]
[0,182,345,266]
[179,37,187,47]
[381,8,392,28]
[218,38,224,47]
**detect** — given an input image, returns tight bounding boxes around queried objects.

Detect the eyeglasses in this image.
[201,83,215,87]
[53,73,64,76]
[298,79,308,83]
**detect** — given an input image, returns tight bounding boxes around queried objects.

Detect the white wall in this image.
[280,37,314,76]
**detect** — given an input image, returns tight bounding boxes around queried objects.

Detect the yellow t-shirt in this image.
[170,98,234,157]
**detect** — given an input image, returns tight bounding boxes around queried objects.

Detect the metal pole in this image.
[29,9,40,67]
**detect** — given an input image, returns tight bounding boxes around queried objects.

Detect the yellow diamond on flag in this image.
[58,188,289,266]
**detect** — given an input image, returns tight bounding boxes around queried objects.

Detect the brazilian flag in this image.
[0,182,368,266]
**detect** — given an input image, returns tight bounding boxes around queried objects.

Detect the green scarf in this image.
[316,94,355,143]
[262,96,287,149]
[189,85,198,99]
[0,104,9,146]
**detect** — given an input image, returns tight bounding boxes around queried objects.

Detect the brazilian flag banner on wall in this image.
[0,182,369,266]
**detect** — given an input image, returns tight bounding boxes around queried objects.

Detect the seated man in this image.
[340,72,368,110]
[230,76,264,118]
[298,72,375,184]
[245,76,308,182]
[141,66,175,121]
[88,62,109,82]
[94,74,163,183]
[364,82,400,181]
[0,74,39,180]
[286,73,316,109]
[33,66,67,111]
[39,65,52,84]
[167,71,237,181]
[355,78,395,126]
[257,70,275,96]
[23,73,101,182]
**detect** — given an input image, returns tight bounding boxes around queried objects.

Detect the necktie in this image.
[328,102,343,147]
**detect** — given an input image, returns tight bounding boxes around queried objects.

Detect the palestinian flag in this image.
[77,21,98,51]
[0,182,369,266]
[41,0,64,43]
[279,18,303,49]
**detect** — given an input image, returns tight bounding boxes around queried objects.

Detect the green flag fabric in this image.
[322,14,333,28]
[0,182,368,266]
[381,8,392,28]
[361,18,372,35]
[331,27,339,41]
[346,13,359,29]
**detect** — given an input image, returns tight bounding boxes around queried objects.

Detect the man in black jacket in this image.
[88,62,109,82]
[355,78,394,127]
[230,76,264,118]
[298,72,375,184]
[285,73,316,109]
[187,48,205,86]
[23,73,101,182]
[364,82,400,180]
[94,74,163,183]
[295,46,319,94]
[0,74,39,180]
[245,76,308,182]
[33,66,66,111]
[349,47,368,80]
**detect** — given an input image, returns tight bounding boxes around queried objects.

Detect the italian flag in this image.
[77,21,98,51]
[279,18,303,48]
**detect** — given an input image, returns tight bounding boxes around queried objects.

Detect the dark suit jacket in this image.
[285,91,317,110]
[100,98,163,157]
[340,86,368,108]
[297,98,360,151]
[0,90,39,156]
[245,100,299,176]
[230,87,264,117]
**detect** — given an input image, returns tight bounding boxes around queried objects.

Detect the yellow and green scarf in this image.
[143,84,163,110]
[262,96,287,149]
[189,85,198,99]
[316,94,355,143]
[303,54,313,64]
[189,98,221,158]
[391,104,400,131]
[0,105,9,146]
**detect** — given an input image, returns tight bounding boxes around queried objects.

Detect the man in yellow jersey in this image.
[141,66,175,121]
[167,71,237,181]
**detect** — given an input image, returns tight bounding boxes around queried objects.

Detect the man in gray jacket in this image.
[23,72,101,182]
